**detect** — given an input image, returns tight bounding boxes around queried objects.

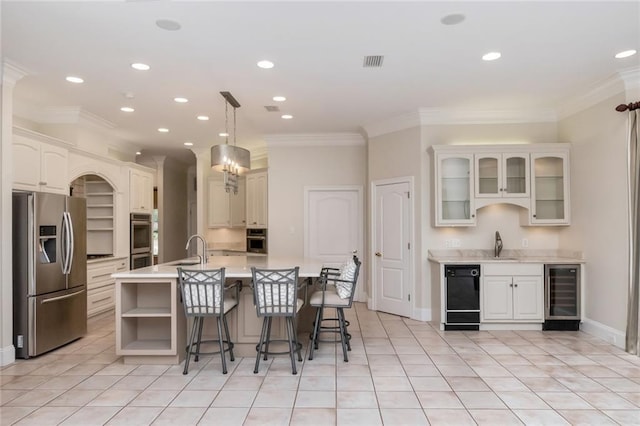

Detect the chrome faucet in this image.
[495,231,503,258]
[185,234,207,266]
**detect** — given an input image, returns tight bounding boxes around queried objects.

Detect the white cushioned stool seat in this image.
[310,291,350,307]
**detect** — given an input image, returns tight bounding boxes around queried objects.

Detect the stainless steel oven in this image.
[131,252,152,269]
[130,213,151,254]
[246,228,267,254]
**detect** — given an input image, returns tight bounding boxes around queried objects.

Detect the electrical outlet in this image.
[445,239,451,248]
[451,239,461,248]
[522,238,529,248]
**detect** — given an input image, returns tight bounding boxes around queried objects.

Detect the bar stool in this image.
[177,267,239,375]
[308,255,361,362]
[251,266,303,374]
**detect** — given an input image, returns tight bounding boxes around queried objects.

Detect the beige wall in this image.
[157,157,190,263]
[267,143,367,262]
[558,94,630,333]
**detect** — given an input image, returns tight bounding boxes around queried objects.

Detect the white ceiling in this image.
[2,1,639,158]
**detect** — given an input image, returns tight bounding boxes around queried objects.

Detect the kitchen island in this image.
[112,255,325,364]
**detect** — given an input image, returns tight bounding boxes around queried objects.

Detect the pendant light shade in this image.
[210,144,251,174]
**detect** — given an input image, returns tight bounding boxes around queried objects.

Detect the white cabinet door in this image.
[246,171,268,228]
[230,177,246,227]
[13,138,69,194]
[481,276,513,320]
[434,153,475,226]
[130,169,153,213]
[208,177,230,227]
[513,276,544,320]
[530,153,570,225]
[475,153,529,199]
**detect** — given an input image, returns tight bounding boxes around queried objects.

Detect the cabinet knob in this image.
[514,284,518,287]
[39,181,47,185]
[471,214,475,218]
[533,214,537,218]
[510,283,513,287]
[375,252,382,257]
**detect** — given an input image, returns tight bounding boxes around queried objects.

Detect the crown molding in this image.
[39,106,116,130]
[419,108,556,125]
[250,146,269,161]
[556,68,638,119]
[362,110,421,138]
[13,126,75,147]
[3,60,30,85]
[264,133,365,147]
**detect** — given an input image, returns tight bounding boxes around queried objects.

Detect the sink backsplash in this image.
[429,249,584,260]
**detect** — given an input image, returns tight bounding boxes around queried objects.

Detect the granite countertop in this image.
[428,249,585,264]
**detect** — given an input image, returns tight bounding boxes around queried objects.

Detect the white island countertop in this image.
[428,249,585,264]
[112,255,326,279]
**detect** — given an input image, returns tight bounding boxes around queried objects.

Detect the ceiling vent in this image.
[264,105,280,112]
[363,55,384,68]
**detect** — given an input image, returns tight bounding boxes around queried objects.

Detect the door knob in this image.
[375,252,382,257]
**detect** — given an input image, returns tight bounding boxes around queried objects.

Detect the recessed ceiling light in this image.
[257,60,274,69]
[197,115,209,121]
[281,114,293,120]
[273,96,286,102]
[158,128,169,133]
[174,97,188,103]
[131,63,150,71]
[120,107,135,113]
[136,151,141,155]
[440,13,465,26]
[65,76,84,84]
[615,49,637,59]
[184,142,193,147]
[219,132,229,137]
[482,52,502,61]
[156,19,181,31]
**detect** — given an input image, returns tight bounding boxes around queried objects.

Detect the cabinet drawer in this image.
[87,286,115,317]
[483,263,542,276]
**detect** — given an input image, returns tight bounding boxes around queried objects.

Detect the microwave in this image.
[246,228,267,254]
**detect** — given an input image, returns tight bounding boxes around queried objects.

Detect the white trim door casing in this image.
[304,186,365,302]
[372,177,413,318]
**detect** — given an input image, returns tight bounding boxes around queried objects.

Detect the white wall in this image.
[267,143,367,261]
[558,93,631,334]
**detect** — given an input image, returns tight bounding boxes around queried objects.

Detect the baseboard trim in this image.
[367,297,373,311]
[0,344,15,367]
[580,318,626,349]
[412,307,431,322]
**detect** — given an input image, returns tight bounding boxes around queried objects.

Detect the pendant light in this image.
[210,91,251,194]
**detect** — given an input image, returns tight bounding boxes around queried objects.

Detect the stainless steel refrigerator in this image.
[12,191,87,358]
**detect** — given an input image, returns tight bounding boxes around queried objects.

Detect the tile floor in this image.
[2,303,640,425]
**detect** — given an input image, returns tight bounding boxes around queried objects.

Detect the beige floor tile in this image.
[253,389,297,408]
[59,406,121,426]
[72,375,122,391]
[217,375,263,391]
[446,376,490,391]
[289,407,336,426]
[336,376,372,392]
[1,389,27,405]
[106,406,162,425]
[243,407,292,426]
[151,407,206,425]
[183,374,228,391]
[595,377,640,392]
[456,391,507,409]
[131,365,170,376]
[61,364,106,376]
[369,364,406,377]
[29,363,79,376]
[380,408,429,425]
[301,363,336,377]
[577,391,639,409]
[87,389,140,406]
[372,376,413,391]
[2,376,50,390]
[129,389,180,407]
[519,377,570,392]
[619,392,640,407]
[147,375,194,391]
[260,375,301,391]
[512,409,570,425]
[295,390,336,408]
[600,409,640,425]
[424,408,476,426]
[168,390,217,408]
[336,408,382,425]
[471,365,513,377]
[300,375,336,391]
[336,364,371,377]
[497,391,550,409]
[336,391,378,409]
[557,409,618,425]
[0,406,38,425]
[7,389,66,407]
[37,375,88,390]
[95,362,138,376]
[376,391,421,409]
[468,409,524,425]
[13,405,78,425]
[535,391,594,409]
[403,364,441,377]
[198,407,249,425]
[211,390,257,407]
[47,389,103,407]
[409,376,451,392]
[415,391,464,409]
[398,354,432,365]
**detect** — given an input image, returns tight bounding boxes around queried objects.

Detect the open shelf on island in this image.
[122,307,171,317]
[122,339,172,351]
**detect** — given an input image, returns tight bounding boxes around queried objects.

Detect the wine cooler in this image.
[543,264,580,331]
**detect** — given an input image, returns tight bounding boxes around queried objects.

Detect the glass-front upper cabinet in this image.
[434,152,476,226]
[475,153,529,198]
[530,153,570,225]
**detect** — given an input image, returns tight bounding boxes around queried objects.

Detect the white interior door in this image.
[304,187,364,302]
[373,179,412,317]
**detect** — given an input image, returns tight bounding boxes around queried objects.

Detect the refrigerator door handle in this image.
[65,211,75,274]
[40,288,85,304]
[61,212,72,275]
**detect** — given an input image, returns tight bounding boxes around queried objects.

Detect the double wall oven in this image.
[246,228,267,254]
[130,213,152,269]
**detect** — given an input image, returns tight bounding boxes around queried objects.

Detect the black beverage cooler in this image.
[543,264,581,331]
[445,265,481,330]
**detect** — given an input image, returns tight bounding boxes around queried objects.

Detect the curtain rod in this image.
[616,101,640,112]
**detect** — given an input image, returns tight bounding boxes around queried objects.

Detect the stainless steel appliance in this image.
[444,265,481,330]
[130,213,152,269]
[246,228,267,254]
[12,191,87,358]
[543,264,580,331]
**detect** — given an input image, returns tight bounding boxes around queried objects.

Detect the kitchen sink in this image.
[170,260,201,266]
